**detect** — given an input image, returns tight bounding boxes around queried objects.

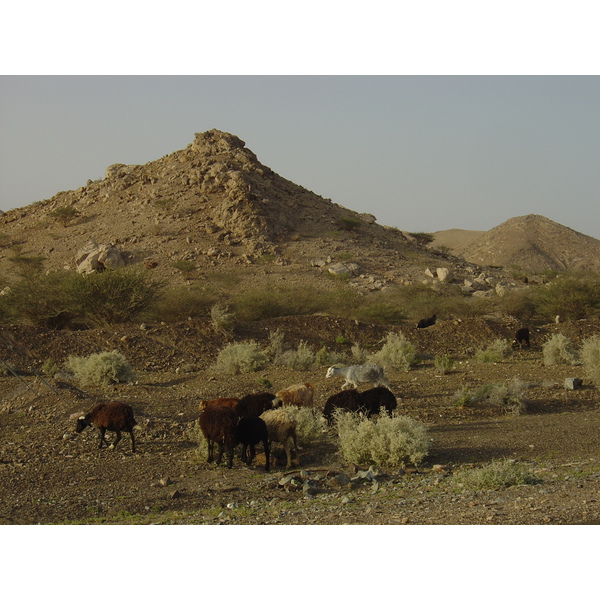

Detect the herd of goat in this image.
[73,326,531,470]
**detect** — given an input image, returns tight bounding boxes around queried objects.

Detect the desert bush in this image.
[475,338,513,363]
[8,254,46,277]
[171,260,197,276]
[213,341,269,375]
[453,459,539,490]
[453,380,528,414]
[42,358,60,378]
[210,303,234,333]
[350,343,368,364]
[353,302,406,325]
[49,206,80,226]
[233,284,327,321]
[533,273,600,321]
[315,346,348,367]
[496,288,537,321]
[334,411,429,468]
[337,217,361,232]
[542,333,578,366]
[274,341,316,371]
[283,406,327,446]
[580,335,600,387]
[434,355,455,374]
[65,350,134,387]
[368,331,419,372]
[265,329,285,360]
[143,284,217,322]
[66,267,164,326]
[0,270,76,328]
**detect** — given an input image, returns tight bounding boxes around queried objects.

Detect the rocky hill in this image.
[0,129,499,298]
[451,214,600,273]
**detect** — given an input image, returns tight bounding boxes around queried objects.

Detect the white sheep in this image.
[325,364,390,390]
[260,408,299,469]
[275,383,314,408]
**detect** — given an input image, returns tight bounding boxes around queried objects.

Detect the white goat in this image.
[260,408,299,469]
[325,364,390,390]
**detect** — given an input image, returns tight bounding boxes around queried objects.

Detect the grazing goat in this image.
[326,364,390,390]
[260,409,299,469]
[235,392,282,419]
[198,405,238,468]
[199,397,240,412]
[236,417,270,471]
[513,327,530,348]
[416,314,436,329]
[359,386,397,417]
[75,402,137,452]
[275,383,314,408]
[322,389,362,425]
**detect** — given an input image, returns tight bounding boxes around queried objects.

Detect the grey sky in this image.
[1,75,599,239]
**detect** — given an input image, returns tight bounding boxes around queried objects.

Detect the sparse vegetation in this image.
[453,459,540,490]
[434,355,456,374]
[337,217,361,232]
[210,303,234,334]
[542,333,578,366]
[274,341,316,371]
[49,206,80,226]
[453,379,528,414]
[65,350,134,387]
[475,338,513,363]
[533,273,600,321]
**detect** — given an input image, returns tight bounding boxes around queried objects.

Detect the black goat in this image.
[235,392,281,419]
[236,417,270,471]
[359,386,397,417]
[198,405,238,468]
[416,314,436,329]
[75,402,137,452]
[513,327,530,348]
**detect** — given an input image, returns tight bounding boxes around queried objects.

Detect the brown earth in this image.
[1,314,599,525]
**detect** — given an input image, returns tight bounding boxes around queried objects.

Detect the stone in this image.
[75,240,125,274]
[436,267,453,282]
[328,262,360,278]
[564,378,583,390]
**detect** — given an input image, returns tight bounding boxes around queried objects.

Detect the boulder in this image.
[76,240,126,274]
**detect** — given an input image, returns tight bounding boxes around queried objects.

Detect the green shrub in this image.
[213,341,269,375]
[368,331,418,372]
[409,232,435,246]
[171,260,197,275]
[42,358,60,378]
[49,206,80,226]
[453,459,539,490]
[475,338,513,363]
[580,335,600,386]
[337,217,361,232]
[266,329,286,360]
[315,346,348,367]
[334,411,429,468]
[65,267,163,326]
[350,343,368,364]
[533,273,600,321]
[542,333,578,366]
[143,284,217,322]
[434,355,456,374]
[65,350,134,387]
[274,341,316,371]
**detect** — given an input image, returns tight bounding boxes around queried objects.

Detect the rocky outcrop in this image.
[76,240,126,274]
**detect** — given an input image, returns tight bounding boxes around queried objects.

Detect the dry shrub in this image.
[65,350,133,387]
[580,335,600,387]
[213,341,269,375]
[281,406,327,446]
[368,331,418,373]
[334,411,429,468]
[475,338,513,363]
[542,333,578,366]
[274,341,316,371]
[454,459,539,490]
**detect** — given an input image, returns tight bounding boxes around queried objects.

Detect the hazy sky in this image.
[1,75,599,238]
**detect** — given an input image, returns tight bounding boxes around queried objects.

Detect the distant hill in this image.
[429,229,485,251]
[453,214,600,273]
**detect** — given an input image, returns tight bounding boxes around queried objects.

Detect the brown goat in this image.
[198,405,238,468]
[75,402,137,452]
[199,397,240,412]
[275,383,314,408]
